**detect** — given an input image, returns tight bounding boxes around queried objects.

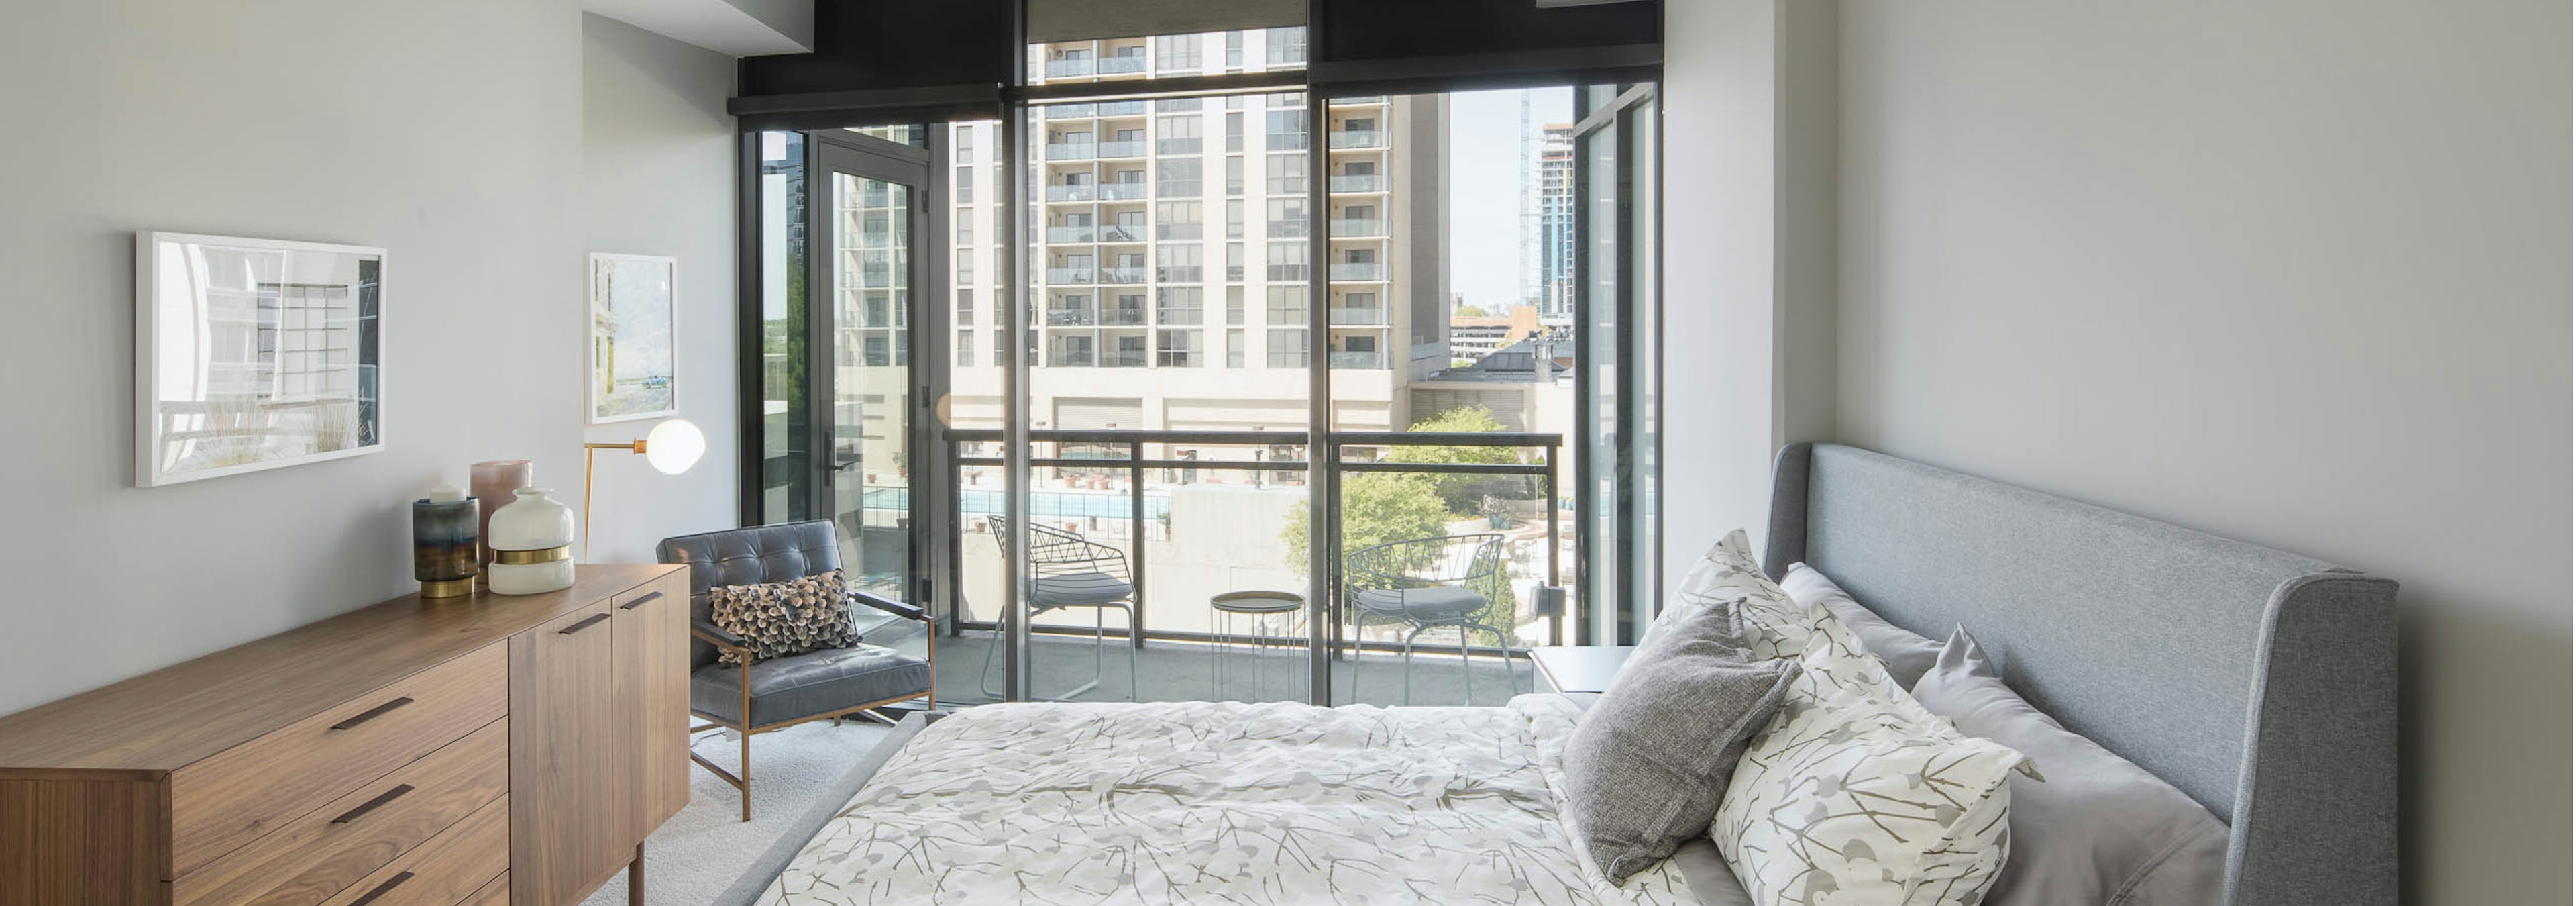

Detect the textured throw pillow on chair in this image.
[705,568,863,666]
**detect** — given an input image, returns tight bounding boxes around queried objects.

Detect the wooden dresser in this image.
[0,564,690,906]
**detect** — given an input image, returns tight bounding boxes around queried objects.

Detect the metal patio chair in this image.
[1343,533,1519,705]
[977,515,1141,701]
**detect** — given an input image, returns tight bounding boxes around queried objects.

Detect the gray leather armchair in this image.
[659,521,934,821]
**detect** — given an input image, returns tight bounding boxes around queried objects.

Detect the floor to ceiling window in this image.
[744,26,1658,709]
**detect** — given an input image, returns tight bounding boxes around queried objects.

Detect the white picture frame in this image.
[135,231,387,487]
[588,252,679,425]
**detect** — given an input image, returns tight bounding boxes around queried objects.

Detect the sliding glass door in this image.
[1574,83,1660,646]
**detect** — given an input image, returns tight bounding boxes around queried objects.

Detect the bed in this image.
[718,442,2398,905]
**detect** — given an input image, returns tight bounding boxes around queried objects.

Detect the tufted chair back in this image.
[657,521,845,669]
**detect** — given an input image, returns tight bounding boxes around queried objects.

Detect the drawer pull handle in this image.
[561,613,613,634]
[349,872,413,906]
[621,590,664,610]
[331,784,414,825]
[330,697,414,732]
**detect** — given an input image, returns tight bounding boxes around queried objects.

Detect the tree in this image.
[1453,303,1489,319]
[1386,405,1526,517]
[1281,472,1449,575]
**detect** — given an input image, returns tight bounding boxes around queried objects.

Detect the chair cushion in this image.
[692,644,931,727]
[704,569,863,666]
[1032,572,1134,607]
[1354,586,1489,621]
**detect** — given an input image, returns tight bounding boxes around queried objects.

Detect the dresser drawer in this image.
[171,644,508,876]
[457,873,506,906]
[174,718,509,906]
[319,795,507,906]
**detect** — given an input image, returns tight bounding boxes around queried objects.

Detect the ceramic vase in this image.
[486,486,576,595]
[411,497,480,598]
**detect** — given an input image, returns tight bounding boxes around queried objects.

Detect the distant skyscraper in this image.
[1537,124,1576,321]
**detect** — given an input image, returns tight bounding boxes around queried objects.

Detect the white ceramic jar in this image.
[486,486,576,595]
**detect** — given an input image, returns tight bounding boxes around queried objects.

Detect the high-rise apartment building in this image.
[940,28,1448,451]
[1536,123,1576,321]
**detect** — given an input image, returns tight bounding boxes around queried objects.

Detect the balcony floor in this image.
[873,619,1532,708]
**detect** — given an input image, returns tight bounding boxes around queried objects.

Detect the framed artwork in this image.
[135,232,385,487]
[588,252,678,424]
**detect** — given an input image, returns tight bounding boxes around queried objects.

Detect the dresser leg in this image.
[629,842,645,906]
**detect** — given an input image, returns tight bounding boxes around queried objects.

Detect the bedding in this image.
[1780,563,1943,689]
[754,696,1724,905]
[1641,530,1829,660]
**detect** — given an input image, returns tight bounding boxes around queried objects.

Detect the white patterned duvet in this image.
[755,695,1707,905]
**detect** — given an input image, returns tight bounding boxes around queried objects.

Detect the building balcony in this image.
[1157,138,1203,155]
[1328,306,1388,326]
[1046,185,1097,203]
[1045,142,1095,161]
[1099,266,1146,284]
[1046,268,1095,285]
[1268,264,1311,281]
[1156,181,1202,197]
[1046,225,1095,243]
[1157,307,1204,325]
[1046,59,1095,78]
[1102,307,1148,326]
[1099,224,1146,242]
[1328,350,1385,369]
[1099,56,1147,74]
[1099,183,1148,201]
[1097,101,1148,117]
[1045,103,1097,119]
[1267,220,1310,238]
[1156,266,1203,283]
[1097,140,1147,159]
[1330,95,1389,107]
[1328,262,1385,281]
[1329,174,1387,193]
[1328,219,1384,238]
[1156,223,1203,241]
[1328,130,1385,150]
[1267,133,1310,151]
[1046,307,1097,326]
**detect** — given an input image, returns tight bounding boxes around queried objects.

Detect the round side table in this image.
[1210,591,1304,701]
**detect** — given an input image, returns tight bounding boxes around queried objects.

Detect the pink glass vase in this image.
[470,460,533,574]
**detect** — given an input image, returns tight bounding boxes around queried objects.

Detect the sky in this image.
[1446,87,1573,314]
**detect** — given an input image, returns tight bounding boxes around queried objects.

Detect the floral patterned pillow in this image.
[1639,529,1833,660]
[1711,619,2037,906]
[705,569,863,666]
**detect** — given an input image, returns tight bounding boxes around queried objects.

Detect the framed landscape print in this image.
[135,232,386,487]
[588,252,678,424]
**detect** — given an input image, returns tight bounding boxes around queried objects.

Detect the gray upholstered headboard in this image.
[1763,443,2397,906]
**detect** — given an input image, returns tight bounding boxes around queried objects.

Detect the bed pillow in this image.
[1562,599,1801,885]
[1781,562,1944,689]
[1640,529,1829,660]
[704,569,862,666]
[1912,628,2229,906]
[1713,622,2033,906]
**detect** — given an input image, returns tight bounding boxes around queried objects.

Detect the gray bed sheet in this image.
[713,698,1756,905]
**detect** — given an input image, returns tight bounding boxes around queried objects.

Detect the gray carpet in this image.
[580,719,896,906]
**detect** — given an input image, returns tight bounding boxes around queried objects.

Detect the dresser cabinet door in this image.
[612,571,691,842]
[508,601,619,906]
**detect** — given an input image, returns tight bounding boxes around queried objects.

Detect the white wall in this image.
[582,14,741,563]
[0,2,741,717]
[1833,2,2569,902]
[1660,0,1841,572]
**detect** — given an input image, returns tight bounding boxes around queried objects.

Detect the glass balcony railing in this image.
[1046,268,1095,285]
[1099,183,1148,201]
[1046,185,1097,202]
[1329,130,1385,150]
[1156,266,1203,283]
[1329,174,1385,193]
[1267,219,1309,238]
[1046,103,1097,119]
[1329,219,1384,238]
[1267,264,1310,281]
[1097,101,1148,117]
[1099,266,1146,284]
[1101,307,1148,326]
[1099,56,1148,74]
[1046,59,1095,78]
[1328,306,1387,326]
[1157,138,1203,155]
[1097,140,1147,158]
[1328,262,1385,281]
[1046,307,1097,325]
[1330,95,1389,106]
[1327,350,1385,369]
[1156,223,1203,241]
[1099,224,1146,242]
[1157,306,1203,325]
[1046,225,1095,243]
[1045,142,1096,161]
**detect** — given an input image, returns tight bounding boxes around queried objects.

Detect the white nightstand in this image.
[1529,646,1637,694]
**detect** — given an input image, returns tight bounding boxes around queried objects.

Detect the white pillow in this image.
[1712,619,2035,905]
[1640,529,1829,660]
